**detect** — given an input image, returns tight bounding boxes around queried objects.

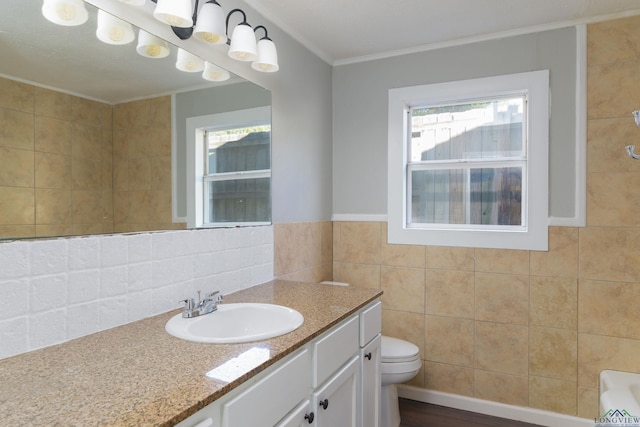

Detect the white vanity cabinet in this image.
[176,301,381,427]
[359,302,382,427]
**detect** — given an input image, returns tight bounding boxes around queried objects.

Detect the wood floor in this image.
[398,398,544,427]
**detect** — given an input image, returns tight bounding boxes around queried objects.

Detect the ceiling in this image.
[243,0,640,64]
[3,0,640,103]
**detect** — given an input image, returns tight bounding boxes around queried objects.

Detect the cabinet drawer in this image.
[313,315,358,387]
[275,399,312,427]
[359,301,381,347]
[222,348,311,427]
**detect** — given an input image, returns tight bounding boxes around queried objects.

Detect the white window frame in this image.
[186,106,271,229]
[388,71,549,251]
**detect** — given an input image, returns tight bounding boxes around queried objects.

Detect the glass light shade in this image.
[202,62,230,82]
[96,10,135,45]
[251,38,279,72]
[193,1,226,44]
[153,0,194,28]
[117,0,145,5]
[176,48,204,72]
[136,30,170,58]
[227,23,257,62]
[41,0,88,26]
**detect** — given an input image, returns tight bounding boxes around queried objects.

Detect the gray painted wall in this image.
[332,27,578,219]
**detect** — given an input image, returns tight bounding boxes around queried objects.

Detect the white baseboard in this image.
[397,385,593,427]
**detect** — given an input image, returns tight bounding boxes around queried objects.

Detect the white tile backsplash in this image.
[0,227,274,360]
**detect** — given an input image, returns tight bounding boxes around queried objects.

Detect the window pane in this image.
[411,167,522,226]
[206,178,271,223]
[207,127,271,174]
[410,97,524,162]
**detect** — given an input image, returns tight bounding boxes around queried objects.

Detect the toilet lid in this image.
[381,335,419,363]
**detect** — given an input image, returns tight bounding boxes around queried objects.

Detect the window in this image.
[186,106,271,228]
[388,71,549,250]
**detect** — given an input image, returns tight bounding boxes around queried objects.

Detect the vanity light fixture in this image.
[176,48,205,72]
[202,61,230,81]
[148,0,279,72]
[193,1,227,45]
[41,0,88,26]
[136,30,170,58]
[96,10,135,45]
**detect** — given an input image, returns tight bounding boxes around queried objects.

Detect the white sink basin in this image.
[165,303,304,344]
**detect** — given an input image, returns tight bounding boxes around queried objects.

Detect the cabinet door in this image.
[313,356,359,427]
[360,334,381,427]
[276,399,314,427]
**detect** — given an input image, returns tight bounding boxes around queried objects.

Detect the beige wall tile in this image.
[578,387,599,420]
[35,87,73,121]
[578,333,640,388]
[0,225,35,239]
[35,116,72,155]
[151,156,172,191]
[529,376,577,415]
[0,77,34,113]
[425,315,474,366]
[474,370,528,406]
[425,246,475,271]
[299,222,323,270]
[127,127,152,159]
[424,361,474,397]
[35,152,71,189]
[425,269,474,318]
[579,279,640,339]
[588,60,640,119]
[71,96,110,128]
[128,191,151,224]
[475,273,529,325]
[128,158,151,191]
[588,172,640,227]
[530,276,577,329]
[530,227,578,278]
[382,309,425,356]
[475,321,528,376]
[0,147,34,187]
[579,227,640,282]
[35,189,71,225]
[72,190,104,224]
[339,221,382,264]
[588,16,640,65]
[149,190,172,223]
[335,262,381,289]
[35,224,74,238]
[0,108,34,150]
[382,225,425,267]
[529,326,577,381]
[320,221,333,265]
[113,158,128,192]
[72,156,102,191]
[475,248,529,275]
[587,118,637,173]
[72,123,102,160]
[0,186,34,224]
[381,266,425,313]
[274,223,300,276]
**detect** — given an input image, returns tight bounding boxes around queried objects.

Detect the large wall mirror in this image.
[0,0,271,241]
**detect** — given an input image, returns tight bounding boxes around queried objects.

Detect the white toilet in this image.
[380,335,421,427]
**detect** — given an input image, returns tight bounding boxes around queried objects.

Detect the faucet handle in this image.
[180,298,195,310]
[205,290,223,302]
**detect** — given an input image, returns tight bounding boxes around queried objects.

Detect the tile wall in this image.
[0,77,114,239]
[327,15,640,420]
[0,226,274,360]
[113,97,185,233]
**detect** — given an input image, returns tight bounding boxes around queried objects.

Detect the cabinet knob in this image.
[319,398,329,410]
[304,412,314,423]
[365,352,372,360]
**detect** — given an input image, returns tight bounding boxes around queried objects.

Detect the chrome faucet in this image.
[180,290,223,318]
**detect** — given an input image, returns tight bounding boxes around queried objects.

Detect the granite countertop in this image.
[0,280,382,426]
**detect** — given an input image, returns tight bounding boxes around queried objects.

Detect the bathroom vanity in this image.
[0,280,381,426]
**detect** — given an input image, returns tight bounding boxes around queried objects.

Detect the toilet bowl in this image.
[381,335,421,427]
